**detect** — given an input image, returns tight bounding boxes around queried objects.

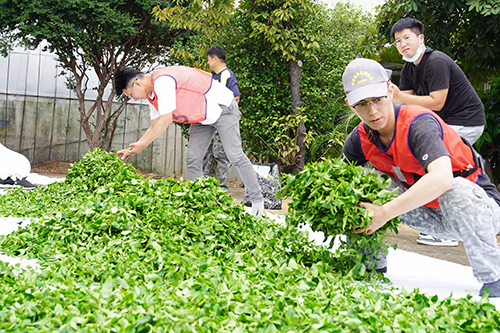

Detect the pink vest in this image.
[148,66,212,123]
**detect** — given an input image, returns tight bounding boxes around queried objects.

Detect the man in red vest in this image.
[341,58,500,297]
[113,66,264,217]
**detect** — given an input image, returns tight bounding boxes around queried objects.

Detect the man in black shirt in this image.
[390,18,486,246]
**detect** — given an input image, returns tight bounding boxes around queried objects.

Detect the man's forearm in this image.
[383,156,453,220]
[394,88,447,111]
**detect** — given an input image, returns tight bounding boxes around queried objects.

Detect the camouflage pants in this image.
[377,172,500,283]
[203,132,231,188]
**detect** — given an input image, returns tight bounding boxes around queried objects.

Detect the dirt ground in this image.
[31,161,500,268]
[31,161,73,176]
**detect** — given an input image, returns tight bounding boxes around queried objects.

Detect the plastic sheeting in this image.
[0,144,31,181]
[243,163,282,209]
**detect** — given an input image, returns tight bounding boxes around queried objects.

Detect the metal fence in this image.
[0,45,187,177]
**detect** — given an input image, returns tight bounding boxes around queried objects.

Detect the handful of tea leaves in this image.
[282,158,400,276]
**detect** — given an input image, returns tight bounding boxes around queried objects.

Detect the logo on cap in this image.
[352,71,374,86]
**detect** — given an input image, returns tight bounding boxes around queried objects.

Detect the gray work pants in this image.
[380,174,500,283]
[448,125,484,145]
[203,132,231,188]
[186,100,263,203]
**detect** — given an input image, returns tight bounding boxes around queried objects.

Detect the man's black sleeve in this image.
[341,127,368,166]
[408,114,450,172]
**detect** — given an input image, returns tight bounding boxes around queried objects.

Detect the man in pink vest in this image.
[114,66,264,216]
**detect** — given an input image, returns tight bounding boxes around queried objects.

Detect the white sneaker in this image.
[416,233,458,247]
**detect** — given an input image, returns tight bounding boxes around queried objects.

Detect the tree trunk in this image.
[289,59,305,174]
[70,64,126,152]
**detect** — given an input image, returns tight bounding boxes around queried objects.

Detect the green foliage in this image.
[299,3,372,161]
[213,3,371,163]
[466,0,500,16]
[475,77,500,185]
[238,0,322,62]
[152,0,235,69]
[1,148,500,331]
[282,158,401,275]
[270,112,315,165]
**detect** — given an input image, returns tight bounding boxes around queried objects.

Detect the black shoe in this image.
[367,266,387,274]
[0,177,16,185]
[0,177,36,189]
[15,177,37,189]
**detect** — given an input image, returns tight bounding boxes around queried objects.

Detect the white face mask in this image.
[402,45,423,63]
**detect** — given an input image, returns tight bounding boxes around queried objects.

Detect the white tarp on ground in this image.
[0,178,498,309]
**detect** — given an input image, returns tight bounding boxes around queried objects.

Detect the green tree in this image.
[237,0,322,173]
[225,3,370,167]
[0,0,186,150]
[152,0,235,69]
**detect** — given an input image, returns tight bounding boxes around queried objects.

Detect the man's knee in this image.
[186,150,201,166]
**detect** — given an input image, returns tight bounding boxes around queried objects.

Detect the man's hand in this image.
[116,114,172,162]
[353,202,390,235]
[116,142,144,162]
[390,82,411,105]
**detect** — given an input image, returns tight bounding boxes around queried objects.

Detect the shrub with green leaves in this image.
[282,158,400,275]
[0,149,499,332]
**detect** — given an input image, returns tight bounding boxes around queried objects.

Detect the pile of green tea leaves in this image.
[282,158,400,275]
[1,149,499,332]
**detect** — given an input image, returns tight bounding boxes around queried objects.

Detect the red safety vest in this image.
[358,105,481,208]
[148,66,212,123]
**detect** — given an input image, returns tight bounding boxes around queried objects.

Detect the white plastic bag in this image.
[243,163,282,210]
[0,143,31,180]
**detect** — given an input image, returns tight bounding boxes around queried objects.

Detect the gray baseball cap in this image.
[342,58,390,106]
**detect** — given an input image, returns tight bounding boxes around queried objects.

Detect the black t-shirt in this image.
[341,107,500,206]
[399,48,485,126]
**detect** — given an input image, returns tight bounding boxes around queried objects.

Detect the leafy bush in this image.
[1,149,499,331]
[476,76,500,186]
[282,158,400,275]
